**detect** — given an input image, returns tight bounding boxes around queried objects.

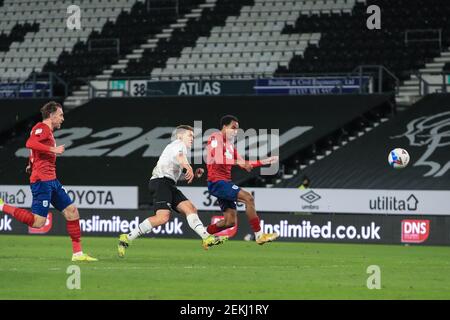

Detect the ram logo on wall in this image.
[391,111,450,178]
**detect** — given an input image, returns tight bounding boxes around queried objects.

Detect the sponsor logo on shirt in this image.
[225,149,233,159]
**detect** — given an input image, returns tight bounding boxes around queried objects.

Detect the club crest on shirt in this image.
[43,200,49,207]
[35,128,43,135]
[211,138,218,148]
[225,149,233,159]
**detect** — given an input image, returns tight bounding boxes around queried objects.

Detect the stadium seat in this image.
[277,0,450,93]
[0,0,140,80]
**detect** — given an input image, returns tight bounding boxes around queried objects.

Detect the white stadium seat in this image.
[0,0,140,79]
[151,0,355,78]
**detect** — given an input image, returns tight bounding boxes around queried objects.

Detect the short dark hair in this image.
[220,115,239,128]
[40,101,62,119]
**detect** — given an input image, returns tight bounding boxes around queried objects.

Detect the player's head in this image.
[41,101,64,130]
[302,175,310,188]
[220,115,239,140]
[175,125,194,148]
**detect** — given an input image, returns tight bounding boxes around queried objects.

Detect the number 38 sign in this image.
[130,80,147,97]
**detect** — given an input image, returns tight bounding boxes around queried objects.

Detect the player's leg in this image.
[0,200,44,227]
[206,180,239,234]
[206,207,237,234]
[176,200,209,239]
[32,215,47,228]
[127,179,173,240]
[127,209,171,241]
[0,182,49,228]
[118,209,171,257]
[53,180,97,261]
[175,198,228,250]
[62,205,81,253]
[237,189,278,245]
[118,179,172,257]
[172,188,213,240]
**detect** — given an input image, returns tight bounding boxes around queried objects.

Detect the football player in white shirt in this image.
[118,125,227,256]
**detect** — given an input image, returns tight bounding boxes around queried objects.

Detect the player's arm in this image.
[25,129,65,154]
[235,148,279,171]
[176,152,194,184]
[249,156,279,168]
[235,151,253,172]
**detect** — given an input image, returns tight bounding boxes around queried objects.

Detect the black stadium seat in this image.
[277,0,450,92]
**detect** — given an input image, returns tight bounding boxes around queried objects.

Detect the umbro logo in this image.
[300,191,321,204]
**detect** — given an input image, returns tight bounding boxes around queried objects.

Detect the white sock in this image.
[254,229,263,240]
[186,213,209,240]
[128,219,152,241]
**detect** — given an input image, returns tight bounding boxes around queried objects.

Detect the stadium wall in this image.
[1,210,448,246]
[300,93,450,190]
[0,98,61,133]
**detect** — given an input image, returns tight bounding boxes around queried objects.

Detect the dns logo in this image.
[401,220,430,244]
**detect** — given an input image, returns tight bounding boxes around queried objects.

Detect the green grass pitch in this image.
[1,235,450,299]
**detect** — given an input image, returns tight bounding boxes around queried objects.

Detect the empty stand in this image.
[124,0,356,79]
[43,1,180,88]
[0,0,139,80]
[277,0,450,94]
[0,22,39,52]
[118,0,255,78]
[2,0,448,106]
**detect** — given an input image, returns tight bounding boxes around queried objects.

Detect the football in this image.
[388,148,410,169]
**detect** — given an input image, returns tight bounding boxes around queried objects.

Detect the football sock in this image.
[249,217,263,239]
[128,219,152,241]
[2,205,35,227]
[66,219,82,254]
[186,213,209,240]
[206,223,228,235]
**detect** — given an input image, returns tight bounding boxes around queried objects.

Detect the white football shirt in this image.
[151,139,188,183]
